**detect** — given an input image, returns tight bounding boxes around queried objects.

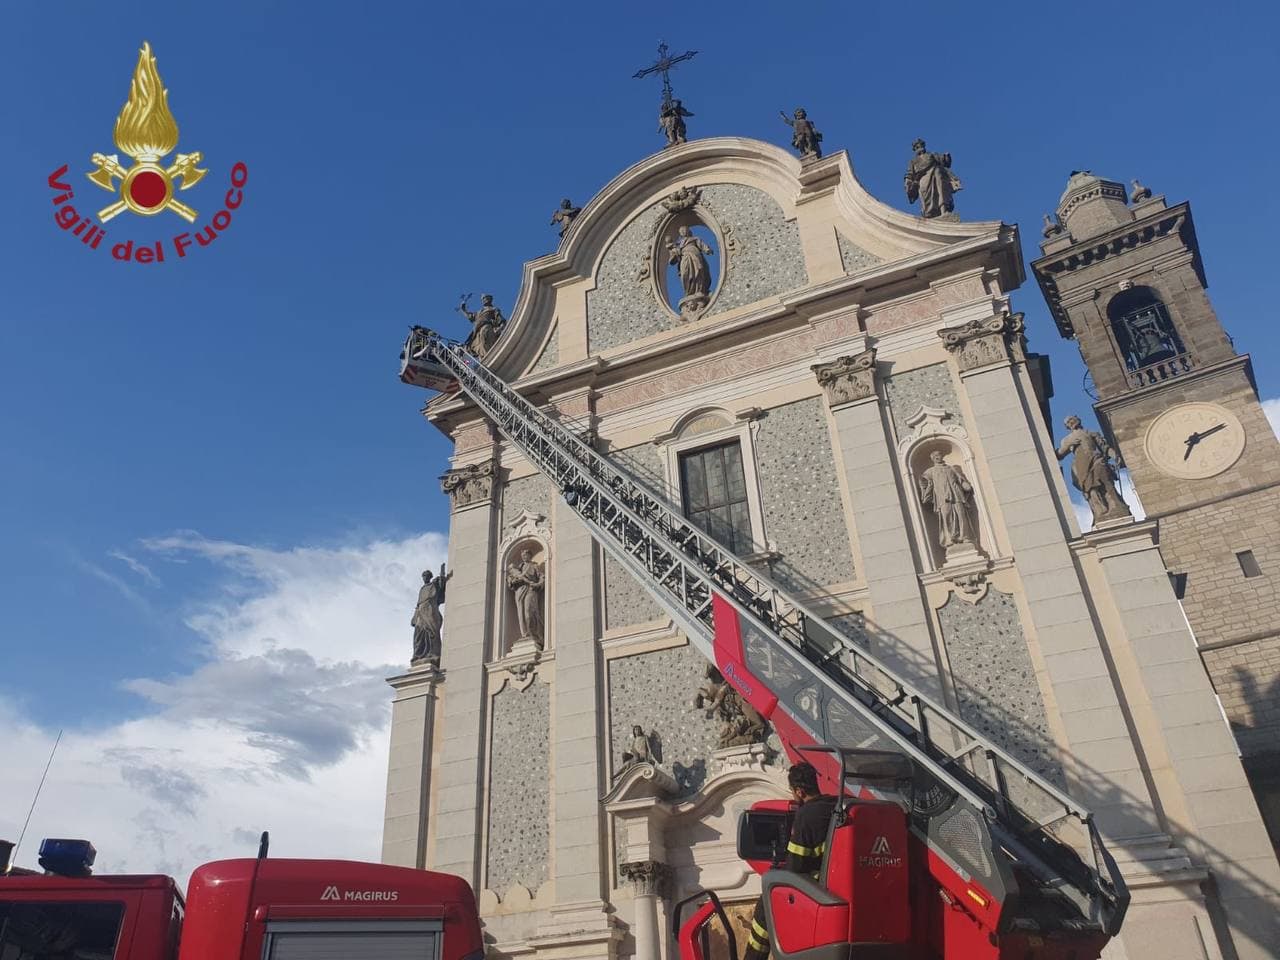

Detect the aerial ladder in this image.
[401,329,1128,960]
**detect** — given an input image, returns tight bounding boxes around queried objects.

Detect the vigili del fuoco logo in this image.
[47,41,247,263]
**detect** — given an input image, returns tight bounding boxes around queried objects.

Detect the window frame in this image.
[657,408,771,559]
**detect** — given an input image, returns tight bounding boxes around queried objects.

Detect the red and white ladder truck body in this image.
[401,329,1129,960]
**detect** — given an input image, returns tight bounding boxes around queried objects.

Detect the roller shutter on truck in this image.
[262,920,442,960]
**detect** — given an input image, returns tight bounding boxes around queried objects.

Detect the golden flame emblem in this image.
[86,42,207,223]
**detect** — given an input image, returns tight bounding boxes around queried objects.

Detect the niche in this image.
[497,512,551,660]
[654,210,722,320]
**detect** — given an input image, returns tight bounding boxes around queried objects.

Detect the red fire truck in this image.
[0,835,483,960]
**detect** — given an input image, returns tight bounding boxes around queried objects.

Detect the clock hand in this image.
[1183,432,1201,460]
[1197,423,1227,441]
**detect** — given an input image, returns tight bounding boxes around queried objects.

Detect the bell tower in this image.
[1033,173,1280,843]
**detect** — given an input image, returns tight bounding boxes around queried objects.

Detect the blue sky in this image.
[2,1,1278,877]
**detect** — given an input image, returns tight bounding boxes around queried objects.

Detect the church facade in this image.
[383,138,1280,960]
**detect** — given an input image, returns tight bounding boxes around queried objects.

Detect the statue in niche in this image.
[549,197,580,237]
[666,225,715,316]
[694,665,767,748]
[621,725,656,768]
[1056,416,1132,524]
[456,293,506,359]
[506,546,546,648]
[779,107,823,159]
[919,451,978,552]
[411,563,451,665]
[659,98,694,147]
[904,138,962,219]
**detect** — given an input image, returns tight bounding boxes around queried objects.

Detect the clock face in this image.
[1143,402,1246,480]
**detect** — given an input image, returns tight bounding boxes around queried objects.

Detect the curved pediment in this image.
[470,137,1012,383]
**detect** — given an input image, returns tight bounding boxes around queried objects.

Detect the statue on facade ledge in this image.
[549,197,580,237]
[904,138,961,219]
[456,293,506,360]
[411,563,451,666]
[780,108,823,159]
[1056,416,1132,524]
[621,725,657,769]
[506,547,546,649]
[919,451,978,554]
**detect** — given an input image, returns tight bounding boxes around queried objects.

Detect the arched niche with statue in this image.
[497,511,551,660]
[646,188,725,322]
[897,407,995,571]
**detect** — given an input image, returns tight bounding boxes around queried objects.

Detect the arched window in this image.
[1107,286,1185,373]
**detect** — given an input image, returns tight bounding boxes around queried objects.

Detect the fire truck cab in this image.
[0,839,483,960]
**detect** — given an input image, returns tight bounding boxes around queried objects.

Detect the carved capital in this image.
[937,313,1025,372]
[439,459,495,510]
[619,859,672,898]
[811,348,878,407]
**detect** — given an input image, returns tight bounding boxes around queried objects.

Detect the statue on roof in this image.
[904,138,962,219]
[780,108,823,159]
[456,293,506,359]
[549,197,580,237]
[659,98,694,147]
[411,563,451,666]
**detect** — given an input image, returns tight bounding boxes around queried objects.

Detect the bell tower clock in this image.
[1033,172,1280,842]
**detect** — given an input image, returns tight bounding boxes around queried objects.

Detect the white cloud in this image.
[109,550,161,587]
[0,530,445,884]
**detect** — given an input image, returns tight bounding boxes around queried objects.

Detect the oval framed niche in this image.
[649,205,725,321]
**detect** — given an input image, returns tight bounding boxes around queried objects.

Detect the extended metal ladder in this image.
[401,329,1127,937]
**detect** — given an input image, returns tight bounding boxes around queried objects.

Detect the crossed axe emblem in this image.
[87,151,207,223]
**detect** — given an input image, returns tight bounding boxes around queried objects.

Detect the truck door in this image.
[260,919,442,960]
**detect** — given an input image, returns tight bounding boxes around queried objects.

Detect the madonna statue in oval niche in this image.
[666,225,715,318]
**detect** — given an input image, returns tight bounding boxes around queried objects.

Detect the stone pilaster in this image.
[429,487,498,888]
[380,665,441,868]
[816,353,941,699]
[532,493,614,953]
[1079,521,1280,959]
[945,345,1164,841]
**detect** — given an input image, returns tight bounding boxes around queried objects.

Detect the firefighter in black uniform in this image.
[744,762,838,960]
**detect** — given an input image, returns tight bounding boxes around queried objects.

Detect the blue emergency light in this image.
[38,838,96,877]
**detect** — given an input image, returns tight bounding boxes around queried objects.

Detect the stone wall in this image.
[586,184,806,354]
[608,643,721,795]
[755,398,856,590]
[836,230,880,274]
[937,588,1061,784]
[486,680,550,895]
[501,475,554,531]
[697,184,807,314]
[528,323,558,375]
[1201,635,1280,756]
[604,552,663,630]
[883,363,965,438]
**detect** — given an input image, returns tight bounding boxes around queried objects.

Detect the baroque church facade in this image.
[382,137,1280,960]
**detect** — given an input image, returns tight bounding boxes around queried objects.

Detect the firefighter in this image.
[744,762,838,960]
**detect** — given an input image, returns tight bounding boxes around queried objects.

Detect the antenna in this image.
[14,729,62,863]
